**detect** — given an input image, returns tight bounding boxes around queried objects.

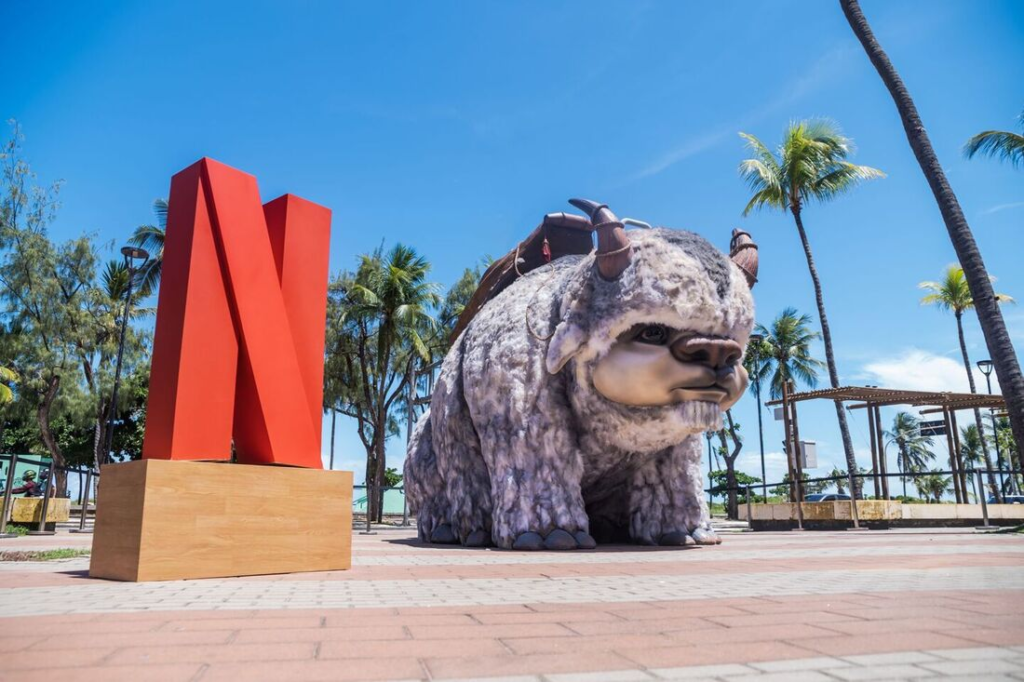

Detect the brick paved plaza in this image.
[1,526,1023,681]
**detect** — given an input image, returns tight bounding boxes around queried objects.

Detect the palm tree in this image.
[743,335,774,499]
[751,308,826,401]
[916,471,952,504]
[829,466,847,495]
[752,308,827,501]
[343,244,439,523]
[128,198,167,298]
[840,0,1024,477]
[920,265,1014,501]
[960,424,985,470]
[885,412,935,499]
[964,109,1024,169]
[739,120,883,494]
[989,415,1021,494]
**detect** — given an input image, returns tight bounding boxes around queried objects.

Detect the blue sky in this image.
[6,1,1023,493]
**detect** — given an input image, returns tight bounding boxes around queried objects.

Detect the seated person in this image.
[8,470,40,496]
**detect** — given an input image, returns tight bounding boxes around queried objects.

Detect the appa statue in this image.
[405,199,758,550]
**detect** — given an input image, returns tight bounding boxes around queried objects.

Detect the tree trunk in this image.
[36,376,67,497]
[1005,430,1019,493]
[364,441,378,524]
[716,430,737,520]
[1013,450,1023,495]
[91,393,108,472]
[791,207,860,497]
[376,439,387,523]
[897,449,908,498]
[840,0,1024,476]
[1009,445,1021,495]
[955,312,1001,501]
[725,466,738,520]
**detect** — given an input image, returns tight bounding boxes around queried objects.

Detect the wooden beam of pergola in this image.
[762,384,1004,506]
[918,402,1006,415]
[849,396,1006,410]
[764,385,1005,411]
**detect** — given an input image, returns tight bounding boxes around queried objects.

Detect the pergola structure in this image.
[765,386,1007,506]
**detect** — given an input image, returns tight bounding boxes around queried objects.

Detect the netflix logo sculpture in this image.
[90,158,351,582]
[142,158,330,468]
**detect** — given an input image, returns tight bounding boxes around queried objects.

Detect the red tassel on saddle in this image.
[541,236,551,263]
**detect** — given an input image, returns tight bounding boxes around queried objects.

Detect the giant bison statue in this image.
[405,199,758,550]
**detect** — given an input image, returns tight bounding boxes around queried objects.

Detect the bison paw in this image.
[574,531,597,549]
[512,531,545,550]
[649,528,720,547]
[429,523,459,544]
[658,530,697,547]
[511,529,597,551]
[690,527,722,545]
[464,529,492,547]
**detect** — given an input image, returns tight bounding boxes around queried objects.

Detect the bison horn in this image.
[568,198,632,280]
[730,228,758,288]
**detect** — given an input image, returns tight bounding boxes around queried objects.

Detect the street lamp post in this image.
[102,246,149,466]
[748,333,767,501]
[977,360,1005,495]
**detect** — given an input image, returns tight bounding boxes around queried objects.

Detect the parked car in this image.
[988,495,1024,504]
[804,493,852,502]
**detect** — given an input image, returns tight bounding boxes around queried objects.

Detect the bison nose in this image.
[670,336,743,370]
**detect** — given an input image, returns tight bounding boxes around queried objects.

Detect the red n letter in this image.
[143,158,331,468]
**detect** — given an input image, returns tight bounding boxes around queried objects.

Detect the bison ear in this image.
[545,321,586,374]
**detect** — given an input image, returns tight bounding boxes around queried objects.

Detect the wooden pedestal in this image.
[89,459,352,581]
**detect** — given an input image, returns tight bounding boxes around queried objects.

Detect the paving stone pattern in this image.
[0,526,1022,681]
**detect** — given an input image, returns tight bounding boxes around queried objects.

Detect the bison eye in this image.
[636,325,670,345]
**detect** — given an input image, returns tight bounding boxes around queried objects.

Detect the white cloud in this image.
[625,130,733,183]
[856,348,999,395]
[734,449,788,486]
[981,201,1024,216]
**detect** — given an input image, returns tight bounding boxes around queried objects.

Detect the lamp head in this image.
[120,246,149,263]
[977,360,994,377]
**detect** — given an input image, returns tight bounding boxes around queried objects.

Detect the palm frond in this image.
[919,265,981,313]
[349,283,382,307]
[408,329,430,361]
[133,258,161,298]
[745,119,882,215]
[128,224,165,253]
[102,259,130,301]
[758,307,825,399]
[741,188,787,216]
[739,133,782,173]
[738,133,786,215]
[807,162,885,203]
[963,130,1024,168]
[153,198,168,229]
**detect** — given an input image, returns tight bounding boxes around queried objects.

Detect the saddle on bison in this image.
[449,199,622,342]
